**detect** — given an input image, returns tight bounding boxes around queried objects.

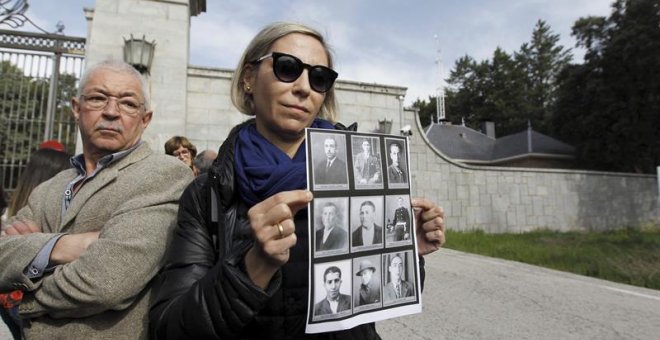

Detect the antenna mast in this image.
[434,34,446,124]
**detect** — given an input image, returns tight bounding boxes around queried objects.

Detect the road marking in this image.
[599,286,660,302]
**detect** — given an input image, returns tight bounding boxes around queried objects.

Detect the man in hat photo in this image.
[354,259,381,307]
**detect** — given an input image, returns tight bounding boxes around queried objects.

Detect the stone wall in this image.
[83,0,659,233]
[185,66,659,232]
[185,66,406,152]
[406,109,660,233]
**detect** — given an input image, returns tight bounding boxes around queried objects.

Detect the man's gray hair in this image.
[194,150,216,175]
[77,60,151,110]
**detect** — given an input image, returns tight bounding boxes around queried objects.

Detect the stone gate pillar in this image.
[82,0,205,151]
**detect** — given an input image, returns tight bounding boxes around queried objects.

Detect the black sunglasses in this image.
[252,52,338,93]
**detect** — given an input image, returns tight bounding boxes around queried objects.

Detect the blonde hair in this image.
[230,22,338,123]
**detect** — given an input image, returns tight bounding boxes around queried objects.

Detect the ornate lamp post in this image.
[123,34,156,74]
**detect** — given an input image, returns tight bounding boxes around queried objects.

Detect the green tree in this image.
[1,60,79,190]
[480,47,529,136]
[0,61,45,163]
[444,55,485,128]
[411,96,438,129]
[435,20,571,136]
[52,72,79,153]
[514,20,573,133]
[552,0,660,173]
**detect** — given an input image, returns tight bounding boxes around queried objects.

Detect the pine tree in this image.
[553,0,660,173]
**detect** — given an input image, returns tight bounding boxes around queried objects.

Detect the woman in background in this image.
[6,148,72,217]
[2,146,71,339]
[164,136,197,173]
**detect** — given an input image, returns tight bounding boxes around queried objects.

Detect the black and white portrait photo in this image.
[382,251,416,305]
[351,136,384,189]
[310,132,349,190]
[385,195,413,246]
[312,260,353,320]
[314,197,350,256]
[306,130,422,332]
[352,255,382,311]
[385,138,408,188]
[350,196,384,250]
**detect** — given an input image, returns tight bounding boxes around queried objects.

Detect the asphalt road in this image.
[378,249,660,340]
[3,249,658,339]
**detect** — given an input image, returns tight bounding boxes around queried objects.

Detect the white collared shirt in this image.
[361,225,375,246]
[328,299,338,313]
[322,226,335,244]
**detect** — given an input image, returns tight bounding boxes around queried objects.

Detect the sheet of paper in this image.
[305,128,422,334]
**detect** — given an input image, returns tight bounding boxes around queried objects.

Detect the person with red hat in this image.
[38,140,65,152]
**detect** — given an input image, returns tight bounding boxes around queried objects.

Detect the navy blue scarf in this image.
[235,118,335,207]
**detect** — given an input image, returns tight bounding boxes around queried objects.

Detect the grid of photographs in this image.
[305,129,421,333]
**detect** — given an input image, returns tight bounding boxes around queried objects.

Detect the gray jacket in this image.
[0,142,192,339]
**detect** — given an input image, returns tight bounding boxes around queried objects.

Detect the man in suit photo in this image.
[383,254,415,302]
[352,200,383,247]
[354,259,381,307]
[313,266,352,316]
[387,141,407,184]
[354,138,381,185]
[314,135,348,185]
[315,202,348,252]
[0,60,193,339]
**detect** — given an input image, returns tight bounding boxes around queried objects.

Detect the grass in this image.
[445,227,660,290]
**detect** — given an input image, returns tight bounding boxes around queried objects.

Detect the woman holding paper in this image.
[149,21,446,339]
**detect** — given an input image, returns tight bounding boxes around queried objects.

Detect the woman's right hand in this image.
[244,190,313,289]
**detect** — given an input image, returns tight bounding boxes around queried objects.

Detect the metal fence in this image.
[0,29,85,194]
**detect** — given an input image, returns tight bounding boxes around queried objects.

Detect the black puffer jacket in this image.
[149,121,387,339]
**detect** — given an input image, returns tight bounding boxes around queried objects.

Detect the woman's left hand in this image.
[412,197,446,256]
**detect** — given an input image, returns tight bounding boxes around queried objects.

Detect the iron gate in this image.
[0,28,85,193]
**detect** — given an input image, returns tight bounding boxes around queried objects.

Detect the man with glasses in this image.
[384,254,415,302]
[164,136,198,173]
[0,60,192,339]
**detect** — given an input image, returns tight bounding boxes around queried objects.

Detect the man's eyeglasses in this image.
[251,52,338,93]
[80,94,144,115]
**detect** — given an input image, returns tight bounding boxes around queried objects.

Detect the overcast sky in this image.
[22,0,613,105]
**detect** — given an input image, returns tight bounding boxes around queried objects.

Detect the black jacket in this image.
[149,121,386,339]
